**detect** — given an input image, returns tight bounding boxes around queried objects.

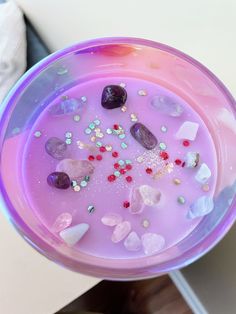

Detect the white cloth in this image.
[0,1,26,103]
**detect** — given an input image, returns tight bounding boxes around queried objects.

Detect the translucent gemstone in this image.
[195,163,211,183]
[187,196,214,219]
[138,185,161,206]
[129,187,145,214]
[101,85,127,109]
[101,213,123,226]
[59,223,89,246]
[151,95,183,117]
[185,152,200,168]
[124,231,142,251]
[52,213,72,232]
[47,172,71,189]
[130,122,157,150]
[175,121,199,141]
[56,159,94,180]
[45,137,67,160]
[111,221,131,243]
[141,233,165,255]
[48,98,83,116]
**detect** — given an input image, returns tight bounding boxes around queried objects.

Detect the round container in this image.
[0,38,235,279]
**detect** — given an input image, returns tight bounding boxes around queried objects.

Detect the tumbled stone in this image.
[59,223,89,246]
[52,213,72,232]
[47,172,71,189]
[185,152,200,168]
[139,185,161,206]
[56,159,94,180]
[141,233,165,255]
[111,221,131,243]
[130,123,157,150]
[124,231,142,251]
[129,187,145,214]
[45,137,67,160]
[151,95,183,117]
[101,213,123,226]
[101,85,127,109]
[187,196,214,219]
[49,98,84,116]
[175,121,199,141]
[195,163,211,183]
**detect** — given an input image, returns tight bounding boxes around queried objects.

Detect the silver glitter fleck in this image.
[85,128,92,135]
[159,142,167,150]
[106,128,113,135]
[73,115,80,122]
[34,131,42,138]
[87,205,95,214]
[178,196,186,204]
[94,119,100,125]
[80,180,88,187]
[65,138,72,145]
[138,89,147,96]
[65,131,72,138]
[161,125,168,133]
[81,96,87,102]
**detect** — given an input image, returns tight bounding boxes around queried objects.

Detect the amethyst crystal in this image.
[47,172,70,189]
[130,123,157,150]
[101,85,127,109]
[45,137,67,160]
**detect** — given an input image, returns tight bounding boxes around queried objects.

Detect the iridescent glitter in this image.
[87,205,95,213]
[73,115,80,122]
[85,128,92,135]
[138,89,147,96]
[105,145,112,151]
[177,196,185,204]
[96,141,102,147]
[80,180,88,187]
[65,138,72,145]
[65,132,72,138]
[114,171,121,177]
[106,128,113,135]
[121,142,128,149]
[34,131,42,138]
[159,142,167,150]
[130,113,138,122]
[74,185,81,192]
[94,119,100,125]
[89,123,96,130]
[81,96,87,102]
[161,125,167,133]
[121,105,127,112]
[142,219,150,228]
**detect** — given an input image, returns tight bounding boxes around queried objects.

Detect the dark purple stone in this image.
[45,137,67,160]
[47,172,71,189]
[101,85,127,109]
[130,123,158,150]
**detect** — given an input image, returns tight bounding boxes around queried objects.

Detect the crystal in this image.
[151,95,183,117]
[124,232,142,251]
[130,122,157,150]
[52,213,72,232]
[185,152,200,168]
[45,137,67,160]
[142,233,165,255]
[48,98,83,116]
[177,196,186,204]
[195,163,211,183]
[101,85,127,109]
[47,172,70,189]
[187,196,214,219]
[139,185,161,206]
[175,121,199,141]
[129,187,145,214]
[101,213,123,226]
[56,159,94,180]
[59,223,89,246]
[111,221,131,243]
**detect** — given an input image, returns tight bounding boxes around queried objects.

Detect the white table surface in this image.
[2,1,236,314]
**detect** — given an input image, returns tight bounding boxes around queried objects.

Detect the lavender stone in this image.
[47,172,71,189]
[45,137,67,160]
[151,95,183,117]
[130,123,157,150]
[101,85,127,109]
[49,98,84,116]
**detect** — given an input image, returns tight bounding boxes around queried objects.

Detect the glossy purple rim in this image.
[0,37,235,279]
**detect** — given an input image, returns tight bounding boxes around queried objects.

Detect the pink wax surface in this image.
[22,77,217,259]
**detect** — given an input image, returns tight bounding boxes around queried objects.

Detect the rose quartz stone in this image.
[129,187,145,214]
[56,158,94,180]
[52,212,72,232]
[124,231,142,251]
[111,221,131,243]
[139,185,161,206]
[101,213,123,226]
[141,233,165,255]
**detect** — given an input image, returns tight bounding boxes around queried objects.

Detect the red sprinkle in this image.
[146,167,153,174]
[112,151,118,158]
[126,176,133,183]
[183,140,190,147]
[108,174,116,182]
[114,163,120,169]
[96,154,102,161]
[123,201,130,208]
[160,151,169,160]
[88,155,95,161]
[99,146,106,153]
[113,124,119,130]
[120,168,126,175]
[182,162,186,167]
[175,159,182,165]
[126,164,132,170]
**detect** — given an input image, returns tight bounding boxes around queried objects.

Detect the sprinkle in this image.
[177,196,185,204]
[106,128,113,135]
[123,201,130,208]
[175,159,182,165]
[161,125,167,133]
[34,131,42,138]
[80,180,88,187]
[84,176,90,182]
[65,138,72,145]
[96,141,102,147]
[114,171,121,177]
[96,154,102,161]
[120,82,126,88]
[71,180,77,187]
[85,128,92,135]
[138,89,147,96]
[125,159,132,164]
[87,205,95,213]
[120,168,126,175]
[90,136,96,142]
[142,219,150,228]
[94,128,101,133]
[99,146,106,153]
[121,105,127,112]
[130,113,138,122]
[119,133,126,139]
[88,155,95,161]
[112,151,119,158]
[94,119,100,125]
[126,164,132,170]
[113,124,119,130]
[126,176,133,182]
[159,151,169,160]
[74,185,81,192]
[173,178,181,185]
[108,174,116,182]
[165,163,174,173]
[121,142,128,149]
[89,123,95,130]
[137,156,144,163]
[65,132,72,138]
[118,160,125,166]
[81,96,87,102]
[183,140,190,147]
[202,184,210,192]
[73,115,80,122]
[97,133,104,138]
[159,142,167,150]
[146,168,153,174]
[105,145,112,151]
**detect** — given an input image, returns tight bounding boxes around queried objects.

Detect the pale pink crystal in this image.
[141,233,165,255]
[111,221,131,243]
[124,231,141,251]
[139,185,161,206]
[101,213,123,226]
[56,158,94,180]
[52,212,72,232]
[129,187,145,214]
